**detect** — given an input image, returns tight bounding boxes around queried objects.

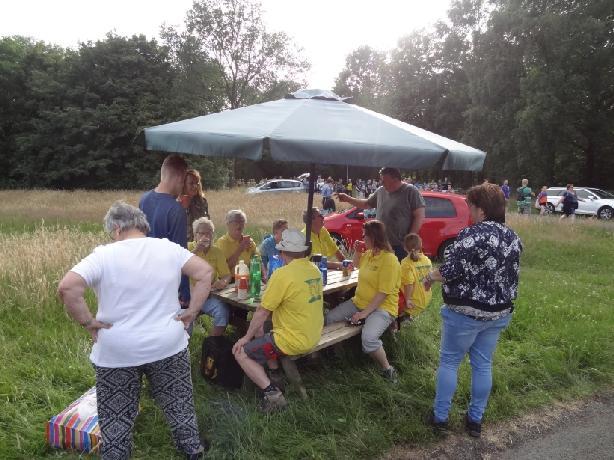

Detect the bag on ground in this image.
[200,336,244,389]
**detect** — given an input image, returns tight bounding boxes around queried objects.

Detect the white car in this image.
[246,179,306,194]
[546,187,614,220]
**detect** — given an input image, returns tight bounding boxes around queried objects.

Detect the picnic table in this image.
[210,268,359,311]
[210,268,361,398]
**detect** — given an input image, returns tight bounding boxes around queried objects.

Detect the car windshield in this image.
[588,188,614,199]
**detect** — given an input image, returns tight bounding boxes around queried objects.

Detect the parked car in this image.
[545,187,614,220]
[246,179,306,194]
[324,191,471,260]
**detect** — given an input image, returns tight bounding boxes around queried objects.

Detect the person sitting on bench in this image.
[232,229,324,413]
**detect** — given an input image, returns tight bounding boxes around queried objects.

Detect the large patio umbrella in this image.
[144,89,486,246]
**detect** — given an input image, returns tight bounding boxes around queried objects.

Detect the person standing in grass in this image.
[58,202,213,460]
[424,183,522,438]
[516,178,533,215]
[393,233,432,331]
[325,220,401,383]
[537,186,549,216]
[179,169,209,242]
[557,184,583,221]
[139,154,191,308]
[232,229,323,412]
[501,179,510,202]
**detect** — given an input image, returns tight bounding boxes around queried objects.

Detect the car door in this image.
[420,196,459,257]
[575,189,593,215]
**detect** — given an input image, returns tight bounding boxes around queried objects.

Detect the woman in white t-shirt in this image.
[58,201,213,460]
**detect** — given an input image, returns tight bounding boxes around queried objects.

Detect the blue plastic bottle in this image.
[320,256,328,285]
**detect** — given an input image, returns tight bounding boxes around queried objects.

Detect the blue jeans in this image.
[433,306,512,423]
[200,296,230,327]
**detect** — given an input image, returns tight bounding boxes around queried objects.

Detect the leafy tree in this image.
[334,46,388,110]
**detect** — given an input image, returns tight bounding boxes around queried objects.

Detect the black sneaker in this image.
[426,413,449,434]
[381,366,399,384]
[465,413,482,438]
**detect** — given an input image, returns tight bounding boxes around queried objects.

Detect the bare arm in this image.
[58,271,111,341]
[352,292,387,322]
[403,284,416,309]
[232,307,271,354]
[337,193,370,209]
[409,207,425,235]
[178,256,213,328]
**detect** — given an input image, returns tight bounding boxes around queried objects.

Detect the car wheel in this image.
[437,239,455,262]
[546,203,555,214]
[597,206,613,220]
[330,233,348,254]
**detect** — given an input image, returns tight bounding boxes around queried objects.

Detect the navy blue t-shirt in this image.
[139,190,190,303]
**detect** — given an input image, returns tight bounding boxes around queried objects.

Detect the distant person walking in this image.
[320,178,336,213]
[516,178,533,215]
[537,186,549,216]
[337,167,425,261]
[557,184,582,221]
[501,180,510,202]
[139,154,191,307]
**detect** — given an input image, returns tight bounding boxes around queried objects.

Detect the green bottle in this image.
[249,255,262,299]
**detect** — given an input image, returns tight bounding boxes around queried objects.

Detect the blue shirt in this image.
[439,221,522,313]
[501,184,510,199]
[139,190,190,302]
[260,235,279,266]
[320,183,333,198]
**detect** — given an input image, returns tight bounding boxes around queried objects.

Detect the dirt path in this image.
[382,391,614,459]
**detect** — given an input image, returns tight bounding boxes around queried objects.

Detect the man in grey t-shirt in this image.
[337,167,425,261]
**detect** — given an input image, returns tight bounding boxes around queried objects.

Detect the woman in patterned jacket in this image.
[424,183,522,438]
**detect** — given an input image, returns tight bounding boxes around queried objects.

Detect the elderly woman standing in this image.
[215,209,258,274]
[58,202,213,460]
[425,183,522,438]
[180,169,210,242]
[324,220,401,383]
[189,217,232,336]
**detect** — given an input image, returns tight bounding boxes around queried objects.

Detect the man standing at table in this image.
[232,229,323,413]
[139,154,190,307]
[337,167,425,261]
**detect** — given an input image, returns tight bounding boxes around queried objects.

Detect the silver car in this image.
[546,187,614,220]
[246,179,307,194]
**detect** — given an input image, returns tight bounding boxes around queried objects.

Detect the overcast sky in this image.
[1,0,452,89]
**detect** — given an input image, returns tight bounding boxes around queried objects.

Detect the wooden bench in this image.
[280,322,362,399]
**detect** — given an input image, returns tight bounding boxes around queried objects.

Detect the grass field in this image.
[1,189,613,460]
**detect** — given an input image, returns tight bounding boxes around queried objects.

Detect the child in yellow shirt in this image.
[398,233,432,324]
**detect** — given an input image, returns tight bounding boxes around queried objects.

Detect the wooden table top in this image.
[210,268,359,311]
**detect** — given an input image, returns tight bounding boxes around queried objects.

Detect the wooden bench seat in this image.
[280,322,362,399]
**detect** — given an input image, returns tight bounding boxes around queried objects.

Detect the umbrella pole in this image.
[304,163,316,257]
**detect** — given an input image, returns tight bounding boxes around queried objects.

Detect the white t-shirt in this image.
[71,237,194,367]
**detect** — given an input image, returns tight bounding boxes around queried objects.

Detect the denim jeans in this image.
[433,306,512,423]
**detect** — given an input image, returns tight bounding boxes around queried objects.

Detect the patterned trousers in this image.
[94,348,202,460]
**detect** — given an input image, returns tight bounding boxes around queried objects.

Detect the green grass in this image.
[1,214,613,459]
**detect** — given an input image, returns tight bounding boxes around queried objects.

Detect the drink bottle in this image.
[320,256,328,286]
[249,255,262,299]
[236,260,249,300]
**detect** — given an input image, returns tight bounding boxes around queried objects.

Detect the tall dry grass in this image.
[0,189,352,233]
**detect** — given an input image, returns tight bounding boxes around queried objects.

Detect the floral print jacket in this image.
[439,221,522,313]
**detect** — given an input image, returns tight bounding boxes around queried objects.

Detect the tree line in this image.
[1,0,613,190]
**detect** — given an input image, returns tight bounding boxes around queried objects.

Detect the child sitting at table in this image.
[395,233,432,330]
[259,219,288,280]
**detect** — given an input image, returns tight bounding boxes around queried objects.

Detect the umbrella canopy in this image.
[144,89,486,172]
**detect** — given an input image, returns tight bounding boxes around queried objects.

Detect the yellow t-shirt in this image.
[400,253,432,316]
[214,233,258,272]
[302,227,339,260]
[353,249,401,317]
[188,242,230,284]
[261,258,324,356]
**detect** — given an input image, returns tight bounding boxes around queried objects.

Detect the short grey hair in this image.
[226,209,247,224]
[193,217,215,235]
[103,201,150,235]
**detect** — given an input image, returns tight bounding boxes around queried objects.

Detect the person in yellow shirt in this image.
[325,220,401,383]
[301,207,345,269]
[395,233,432,331]
[215,209,258,275]
[233,229,323,413]
[189,217,232,337]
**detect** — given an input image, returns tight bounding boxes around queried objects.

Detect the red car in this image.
[323,191,471,260]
